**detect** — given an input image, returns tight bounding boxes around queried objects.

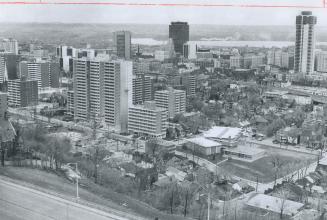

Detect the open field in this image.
[0,167,189,220]
[219,145,317,183]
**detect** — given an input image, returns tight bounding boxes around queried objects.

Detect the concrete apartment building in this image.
[132,74,153,105]
[73,58,132,133]
[128,101,168,138]
[0,38,18,55]
[316,51,327,73]
[66,90,74,117]
[0,54,5,84]
[294,11,317,75]
[113,31,131,60]
[7,79,38,107]
[155,87,186,118]
[19,61,60,89]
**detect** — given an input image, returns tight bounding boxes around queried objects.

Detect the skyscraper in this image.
[73,58,133,133]
[113,31,131,60]
[294,11,317,75]
[169,22,189,55]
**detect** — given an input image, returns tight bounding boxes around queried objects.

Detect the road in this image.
[0,177,130,220]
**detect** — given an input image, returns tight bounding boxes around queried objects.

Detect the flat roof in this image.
[204,126,242,140]
[246,194,304,216]
[187,137,221,148]
[224,145,265,156]
[319,157,327,166]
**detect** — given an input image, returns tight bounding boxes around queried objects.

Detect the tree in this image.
[271,154,285,187]
[88,142,107,184]
[180,183,197,217]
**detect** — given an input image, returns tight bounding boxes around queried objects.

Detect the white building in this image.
[183,42,197,59]
[128,101,168,138]
[155,87,186,118]
[66,90,74,117]
[73,58,133,133]
[316,50,327,73]
[294,11,317,75]
[0,38,18,55]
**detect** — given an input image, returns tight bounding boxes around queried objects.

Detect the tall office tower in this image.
[0,92,7,119]
[169,22,189,55]
[19,61,60,89]
[155,87,186,118]
[113,31,131,60]
[103,60,133,133]
[294,11,317,75]
[7,79,38,107]
[316,51,327,73]
[0,38,18,55]
[128,101,168,138]
[132,74,153,105]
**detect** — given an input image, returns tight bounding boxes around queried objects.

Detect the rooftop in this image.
[224,145,265,156]
[187,137,221,148]
[246,194,304,216]
[203,126,242,140]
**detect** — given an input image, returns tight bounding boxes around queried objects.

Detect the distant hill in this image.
[0,23,326,48]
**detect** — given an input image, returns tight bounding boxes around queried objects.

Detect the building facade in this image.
[20,61,60,89]
[73,58,133,133]
[7,79,38,107]
[132,74,153,105]
[155,87,186,118]
[128,101,168,138]
[0,38,18,55]
[294,11,317,75]
[316,51,327,73]
[113,31,131,60]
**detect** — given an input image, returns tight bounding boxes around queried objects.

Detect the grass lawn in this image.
[219,146,317,183]
[0,166,191,220]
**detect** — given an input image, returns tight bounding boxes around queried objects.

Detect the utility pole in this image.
[207,188,210,220]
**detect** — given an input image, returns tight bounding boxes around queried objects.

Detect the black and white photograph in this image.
[1,0,327,219]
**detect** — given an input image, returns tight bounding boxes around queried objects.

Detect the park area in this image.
[219,145,317,183]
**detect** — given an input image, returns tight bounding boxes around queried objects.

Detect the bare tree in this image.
[271,154,285,187]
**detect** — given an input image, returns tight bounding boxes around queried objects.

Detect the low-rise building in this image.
[128,101,168,138]
[185,137,222,156]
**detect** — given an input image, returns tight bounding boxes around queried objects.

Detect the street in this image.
[0,177,130,220]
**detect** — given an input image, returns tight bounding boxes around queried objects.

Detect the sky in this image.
[0,0,326,25]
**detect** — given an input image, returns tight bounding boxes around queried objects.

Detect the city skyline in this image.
[0,5,327,26]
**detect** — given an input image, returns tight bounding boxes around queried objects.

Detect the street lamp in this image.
[67,162,79,199]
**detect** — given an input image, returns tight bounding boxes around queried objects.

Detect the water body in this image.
[132,38,327,48]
